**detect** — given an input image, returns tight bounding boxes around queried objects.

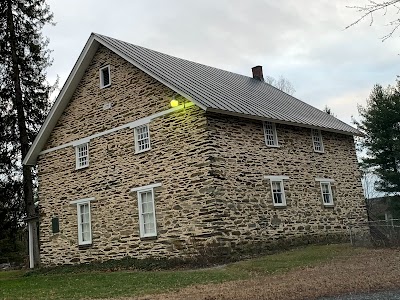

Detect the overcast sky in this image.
[42,0,400,126]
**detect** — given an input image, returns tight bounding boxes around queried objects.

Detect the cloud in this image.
[43,0,400,127]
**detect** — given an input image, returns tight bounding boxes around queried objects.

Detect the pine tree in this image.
[356,81,400,195]
[0,0,53,266]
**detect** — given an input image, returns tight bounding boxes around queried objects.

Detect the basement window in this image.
[75,142,89,169]
[100,65,111,88]
[312,129,324,153]
[134,124,151,153]
[263,121,279,147]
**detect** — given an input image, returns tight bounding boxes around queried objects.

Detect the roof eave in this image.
[206,108,362,137]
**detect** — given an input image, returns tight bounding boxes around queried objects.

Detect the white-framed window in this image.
[100,65,111,88]
[77,201,92,245]
[69,198,95,246]
[264,176,289,207]
[134,124,151,153]
[75,142,89,169]
[312,129,324,153]
[320,182,334,206]
[263,121,278,147]
[270,180,286,206]
[131,183,161,238]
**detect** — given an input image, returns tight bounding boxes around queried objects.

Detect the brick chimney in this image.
[252,65,264,81]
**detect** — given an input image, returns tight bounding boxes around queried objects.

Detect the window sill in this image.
[78,243,92,250]
[135,148,151,155]
[75,165,89,171]
[323,203,334,208]
[100,84,111,89]
[273,204,287,208]
[313,150,325,153]
[266,144,281,148]
[140,235,157,241]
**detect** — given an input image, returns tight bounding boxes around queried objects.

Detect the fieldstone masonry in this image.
[37,46,367,266]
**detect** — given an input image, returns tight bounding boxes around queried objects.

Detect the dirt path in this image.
[119,248,400,300]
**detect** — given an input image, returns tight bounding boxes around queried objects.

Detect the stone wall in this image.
[38,46,216,266]
[37,45,367,266]
[206,113,367,249]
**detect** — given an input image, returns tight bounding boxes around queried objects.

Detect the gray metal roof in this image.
[96,34,360,135]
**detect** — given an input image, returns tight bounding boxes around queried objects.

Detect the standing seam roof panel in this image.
[95,34,360,135]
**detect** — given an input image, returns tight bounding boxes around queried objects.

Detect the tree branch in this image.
[346,0,400,40]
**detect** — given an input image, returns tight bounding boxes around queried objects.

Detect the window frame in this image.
[131,183,161,238]
[77,200,92,245]
[270,180,287,207]
[312,129,324,153]
[137,189,157,238]
[319,181,334,206]
[134,124,151,154]
[75,142,89,170]
[99,65,111,89]
[263,121,279,147]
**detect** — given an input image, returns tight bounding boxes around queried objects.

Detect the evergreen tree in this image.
[355,81,400,195]
[0,0,53,265]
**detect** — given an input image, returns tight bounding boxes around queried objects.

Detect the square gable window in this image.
[100,65,111,88]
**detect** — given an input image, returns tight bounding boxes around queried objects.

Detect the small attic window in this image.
[100,65,111,88]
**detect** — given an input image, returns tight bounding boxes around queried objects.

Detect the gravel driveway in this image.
[318,290,400,300]
[123,248,400,300]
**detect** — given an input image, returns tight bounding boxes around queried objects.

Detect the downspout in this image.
[28,222,34,269]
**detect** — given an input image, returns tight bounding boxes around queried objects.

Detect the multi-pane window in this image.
[320,182,333,206]
[134,124,150,153]
[312,129,324,152]
[271,180,286,206]
[138,189,157,238]
[77,202,92,245]
[75,143,89,169]
[100,65,111,88]
[263,121,278,147]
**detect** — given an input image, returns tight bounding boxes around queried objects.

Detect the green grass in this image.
[227,243,357,275]
[0,244,359,300]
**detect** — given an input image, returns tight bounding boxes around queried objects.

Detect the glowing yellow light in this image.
[170,99,179,107]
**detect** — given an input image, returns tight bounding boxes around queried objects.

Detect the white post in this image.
[28,221,34,269]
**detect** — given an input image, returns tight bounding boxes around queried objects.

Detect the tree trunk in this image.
[6,0,40,267]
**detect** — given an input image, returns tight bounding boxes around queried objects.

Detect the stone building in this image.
[23,33,367,266]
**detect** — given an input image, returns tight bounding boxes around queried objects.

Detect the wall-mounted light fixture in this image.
[170,95,179,108]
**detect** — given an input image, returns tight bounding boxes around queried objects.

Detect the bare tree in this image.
[347,0,400,41]
[323,106,337,117]
[265,75,296,95]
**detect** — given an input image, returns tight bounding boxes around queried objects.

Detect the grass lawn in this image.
[0,244,359,300]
